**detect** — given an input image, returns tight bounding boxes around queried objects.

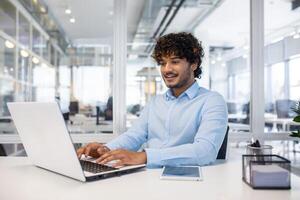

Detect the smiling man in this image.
[77,32,228,168]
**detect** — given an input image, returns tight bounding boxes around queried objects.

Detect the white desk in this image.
[228,122,250,132]
[228,113,247,121]
[265,114,299,132]
[1,154,300,200]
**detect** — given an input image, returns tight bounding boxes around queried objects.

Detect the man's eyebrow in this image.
[168,56,180,59]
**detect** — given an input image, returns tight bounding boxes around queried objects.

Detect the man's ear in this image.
[191,64,197,71]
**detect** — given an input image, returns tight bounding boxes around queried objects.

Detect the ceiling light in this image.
[41,63,48,68]
[5,40,15,49]
[270,37,284,44]
[293,33,300,39]
[242,54,248,59]
[65,8,71,14]
[70,17,75,23]
[221,63,226,67]
[20,50,29,58]
[289,31,296,37]
[216,56,222,61]
[40,6,46,13]
[109,11,113,15]
[10,68,14,72]
[32,57,40,64]
[289,54,300,59]
[211,60,216,65]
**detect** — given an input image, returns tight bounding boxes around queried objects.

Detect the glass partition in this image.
[125,0,251,134]
[0,0,16,38]
[195,0,251,133]
[33,63,55,102]
[18,12,30,48]
[264,0,300,133]
[32,27,42,56]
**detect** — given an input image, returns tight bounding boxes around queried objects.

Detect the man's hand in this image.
[96,149,147,167]
[76,142,110,158]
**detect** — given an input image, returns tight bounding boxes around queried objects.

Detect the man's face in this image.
[159,55,196,89]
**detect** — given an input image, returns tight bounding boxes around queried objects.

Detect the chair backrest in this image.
[275,99,296,118]
[227,102,237,114]
[217,126,229,160]
[0,144,7,156]
[69,101,79,115]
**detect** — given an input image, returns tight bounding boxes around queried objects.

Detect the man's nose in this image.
[164,62,172,71]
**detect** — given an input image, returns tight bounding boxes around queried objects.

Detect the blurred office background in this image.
[0,0,300,168]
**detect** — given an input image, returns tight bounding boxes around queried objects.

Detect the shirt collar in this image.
[165,81,200,101]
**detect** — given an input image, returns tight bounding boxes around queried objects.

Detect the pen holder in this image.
[246,144,273,155]
[246,144,273,162]
[242,155,291,189]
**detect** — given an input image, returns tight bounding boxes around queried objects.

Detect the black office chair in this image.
[69,101,79,116]
[217,126,229,160]
[0,144,7,156]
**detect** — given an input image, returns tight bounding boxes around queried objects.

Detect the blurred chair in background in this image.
[275,99,296,118]
[69,101,79,116]
[0,144,7,156]
[104,97,113,121]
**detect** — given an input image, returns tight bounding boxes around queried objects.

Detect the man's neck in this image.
[171,80,196,97]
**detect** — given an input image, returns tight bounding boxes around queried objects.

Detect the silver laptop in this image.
[7,102,145,182]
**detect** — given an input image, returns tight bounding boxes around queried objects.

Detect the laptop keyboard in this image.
[80,160,117,174]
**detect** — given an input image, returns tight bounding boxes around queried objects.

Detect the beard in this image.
[163,70,193,89]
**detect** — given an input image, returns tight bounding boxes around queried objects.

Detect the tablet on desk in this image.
[160,166,203,181]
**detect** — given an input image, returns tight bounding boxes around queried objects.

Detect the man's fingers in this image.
[76,147,85,158]
[97,155,116,164]
[77,151,82,158]
[96,152,112,163]
[84,146,92,157]
[112,160,125,168]
[96,151,123,164]
[97,147,107,155]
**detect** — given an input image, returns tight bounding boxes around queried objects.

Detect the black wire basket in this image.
[242,154,291,189]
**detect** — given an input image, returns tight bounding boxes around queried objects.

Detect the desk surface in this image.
[1,154,300,200]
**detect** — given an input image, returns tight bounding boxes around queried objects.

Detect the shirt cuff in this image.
[105,142,118,151]
[144,148,162,168]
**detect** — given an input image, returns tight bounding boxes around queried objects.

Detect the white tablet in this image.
[160,166,203,181]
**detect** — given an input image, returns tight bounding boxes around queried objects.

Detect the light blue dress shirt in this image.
[106,81,228,168]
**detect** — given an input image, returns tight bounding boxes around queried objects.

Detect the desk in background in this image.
[0,148,300,200]
[265,113,299,132]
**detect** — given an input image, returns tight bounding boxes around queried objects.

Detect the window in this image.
[73,66,110,106]
[264,0,300,133]
[289,58,300,101]
[195,0,250,133]
[32,27,42,56]
[270,62,285,102]
[33,64,55,102]
[18,12,30,48]
[0,0,16,38]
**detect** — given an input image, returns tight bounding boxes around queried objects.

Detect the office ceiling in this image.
[195,0,300,48]
[43,0,146,45]
[43,0,300,52]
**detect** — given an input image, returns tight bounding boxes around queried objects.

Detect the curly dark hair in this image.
[151,32,204,79]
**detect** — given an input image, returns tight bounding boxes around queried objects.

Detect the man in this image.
[77,32,228,168]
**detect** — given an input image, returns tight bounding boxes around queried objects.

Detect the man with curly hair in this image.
[77,32,228,168]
